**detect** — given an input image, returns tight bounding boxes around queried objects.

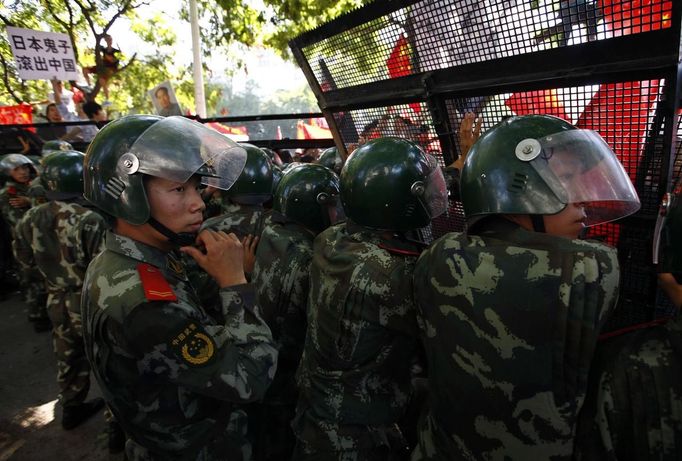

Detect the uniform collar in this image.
[106,231,188,282]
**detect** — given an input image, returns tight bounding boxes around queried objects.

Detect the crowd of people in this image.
[0,111,680,461]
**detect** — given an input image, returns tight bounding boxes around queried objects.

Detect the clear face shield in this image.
[123,116,247,190]
[413,154,448,220]
[524,130,640,226]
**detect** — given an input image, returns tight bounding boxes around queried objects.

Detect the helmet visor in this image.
[531,130,640,226]
[419,154,448,219]
[129,116,247,190]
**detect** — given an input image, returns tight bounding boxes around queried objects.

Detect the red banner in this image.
[0,104,35,132]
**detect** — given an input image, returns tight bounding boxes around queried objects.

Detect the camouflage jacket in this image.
[202,202,272,240]
[411,218,620,460]
[12,200,106,292]
[82,231,278,460]
[27,181,48,207]
[574,315,682,460]
[294,222,423,451]
[0,180,32,231]
[251,214,315,404]
[191,203,273,302]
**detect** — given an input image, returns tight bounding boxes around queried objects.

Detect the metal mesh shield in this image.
[290,0,682,331]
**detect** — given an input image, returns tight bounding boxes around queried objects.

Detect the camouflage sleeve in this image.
[557,243,620,406]
[124,285,277,403]
[0,189,14,228]
[11,210,35,273]
[77,212,108,263]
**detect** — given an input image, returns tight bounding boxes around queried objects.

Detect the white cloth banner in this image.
[6,26,79,81]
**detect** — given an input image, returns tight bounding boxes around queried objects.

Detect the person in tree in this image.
[83,34,120,102]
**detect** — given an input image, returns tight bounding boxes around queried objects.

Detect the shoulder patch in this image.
[136,263,177,301]
[378,242,422,257]
[170,322,216,366]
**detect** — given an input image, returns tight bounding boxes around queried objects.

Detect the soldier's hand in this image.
[242,234,259,275]
[180,229,247,288]
[9,196,31,208]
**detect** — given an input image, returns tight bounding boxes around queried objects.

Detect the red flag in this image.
[599,0,672,34]
[0,103,35,132]
[505,89,569,121]
[387,36,421,114]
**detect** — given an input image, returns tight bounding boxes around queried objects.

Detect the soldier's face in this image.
[10,165,31,184]
[543,202,587,239]
[146,175,206,236]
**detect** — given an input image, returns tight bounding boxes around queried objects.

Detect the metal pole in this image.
[189,0,206,118]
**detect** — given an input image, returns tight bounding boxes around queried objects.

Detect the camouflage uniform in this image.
[574,315,682,460]
[0,180,32,230]
[13,200,106,406]
[249,213,316,460]
[27,181,48,207]
[82,231,278,461]
[205,202,272,239]
[293,222,422,460]
[192,202,273,305]
[1,179,47,322]
[411,218,620,460]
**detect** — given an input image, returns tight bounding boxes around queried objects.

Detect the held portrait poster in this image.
[149,81,183,117]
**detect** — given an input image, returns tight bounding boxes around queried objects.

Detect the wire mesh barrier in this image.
[290,0,681,331]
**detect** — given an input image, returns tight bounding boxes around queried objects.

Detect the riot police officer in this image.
[293,137,448,460]
[411,114,640,460]
[80,115,277,461]
[250,163,343,461]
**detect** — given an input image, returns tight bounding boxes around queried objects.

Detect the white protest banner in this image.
[6,26,80,81]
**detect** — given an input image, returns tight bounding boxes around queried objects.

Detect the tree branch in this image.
[0,53,23,104]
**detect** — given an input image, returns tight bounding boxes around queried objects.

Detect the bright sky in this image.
[108,0,308,97]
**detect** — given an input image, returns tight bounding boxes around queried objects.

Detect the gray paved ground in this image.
[0,291,123,460]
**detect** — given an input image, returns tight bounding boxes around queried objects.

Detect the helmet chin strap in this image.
[530,214,546,233]
[148,217,197,247]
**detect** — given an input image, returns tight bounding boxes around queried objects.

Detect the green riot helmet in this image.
[261,147,283,167]
[42,139,73,155]
[340,137,447,231]
[271,164,283,194]
[274,163,343,234]
[653,182,682,272]
[317,146,343,174]
[461,115,640,231]
[1,153,37,181]
[84,115,247,228]
[225,143,273,205]
[40,150,85,200]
